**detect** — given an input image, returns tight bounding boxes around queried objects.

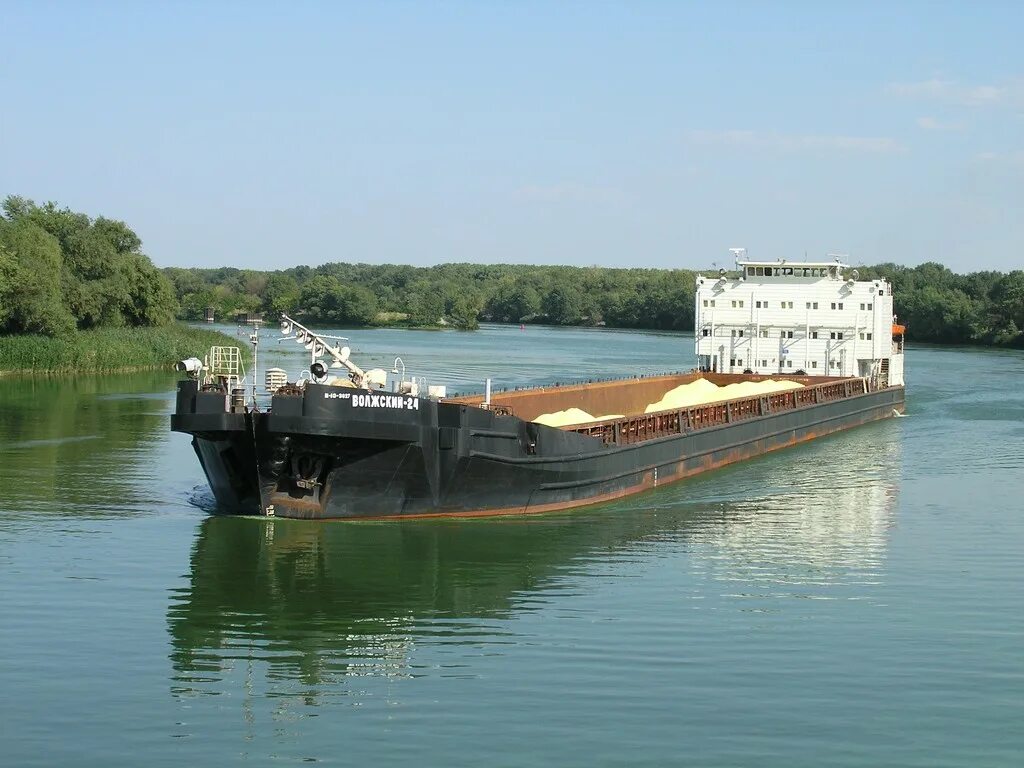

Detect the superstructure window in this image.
[810,331,819,339]
[731,329,745,337]
[701,328,710,337]
[786,360,793,368]
[829,332,844,340]
[783,301,794,309]
[780,330,794,339]
[831,302,844,310]
[811,361,818,368]
[703,300,708,307]
[759,329,769,338]
[805,301,819,309]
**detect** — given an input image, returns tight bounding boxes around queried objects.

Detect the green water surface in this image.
[1,325,1021,766]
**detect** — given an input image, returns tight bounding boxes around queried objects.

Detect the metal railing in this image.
[570,378,868,446]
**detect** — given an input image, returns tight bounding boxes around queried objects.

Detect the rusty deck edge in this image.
[349,395,904,521]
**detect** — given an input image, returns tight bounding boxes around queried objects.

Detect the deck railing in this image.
[569,378,867,446]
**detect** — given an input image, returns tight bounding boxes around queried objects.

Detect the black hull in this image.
[172,377,906,520]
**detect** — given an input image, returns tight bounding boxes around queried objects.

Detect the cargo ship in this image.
[171,255,906,519]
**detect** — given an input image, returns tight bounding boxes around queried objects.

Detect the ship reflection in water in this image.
[167,422,902,703]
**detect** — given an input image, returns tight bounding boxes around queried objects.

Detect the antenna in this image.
[728,247,746,264]
[249,318,262,405]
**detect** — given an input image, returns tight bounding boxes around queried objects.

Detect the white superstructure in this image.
[695,253,905,388]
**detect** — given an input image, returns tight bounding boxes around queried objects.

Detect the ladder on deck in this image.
[879,358,890,389]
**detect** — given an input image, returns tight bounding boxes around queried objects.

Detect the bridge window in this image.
[764,267,774,276]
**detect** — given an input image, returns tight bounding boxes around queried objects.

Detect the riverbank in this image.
[0,324,244,375]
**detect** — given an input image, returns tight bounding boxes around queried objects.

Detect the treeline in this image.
[858,263,1024,346]
[165,263,698,332]
[0,196,176,336]
[3,195,1020,348]
[166,260,1024,347]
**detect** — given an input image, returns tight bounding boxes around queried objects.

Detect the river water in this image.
[1,325,1022,767]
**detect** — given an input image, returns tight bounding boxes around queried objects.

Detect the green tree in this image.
[486,278,541,322]
[406,286,445,326]
[985,271,1024,345]
[2,195,177,330]
[0,218,76,336]
[262,273,301,317]
[298,275,378,325]
[448,293,483,330]
[542,285,585,325]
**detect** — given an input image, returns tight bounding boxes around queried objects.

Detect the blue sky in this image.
[2,1,1022,271]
